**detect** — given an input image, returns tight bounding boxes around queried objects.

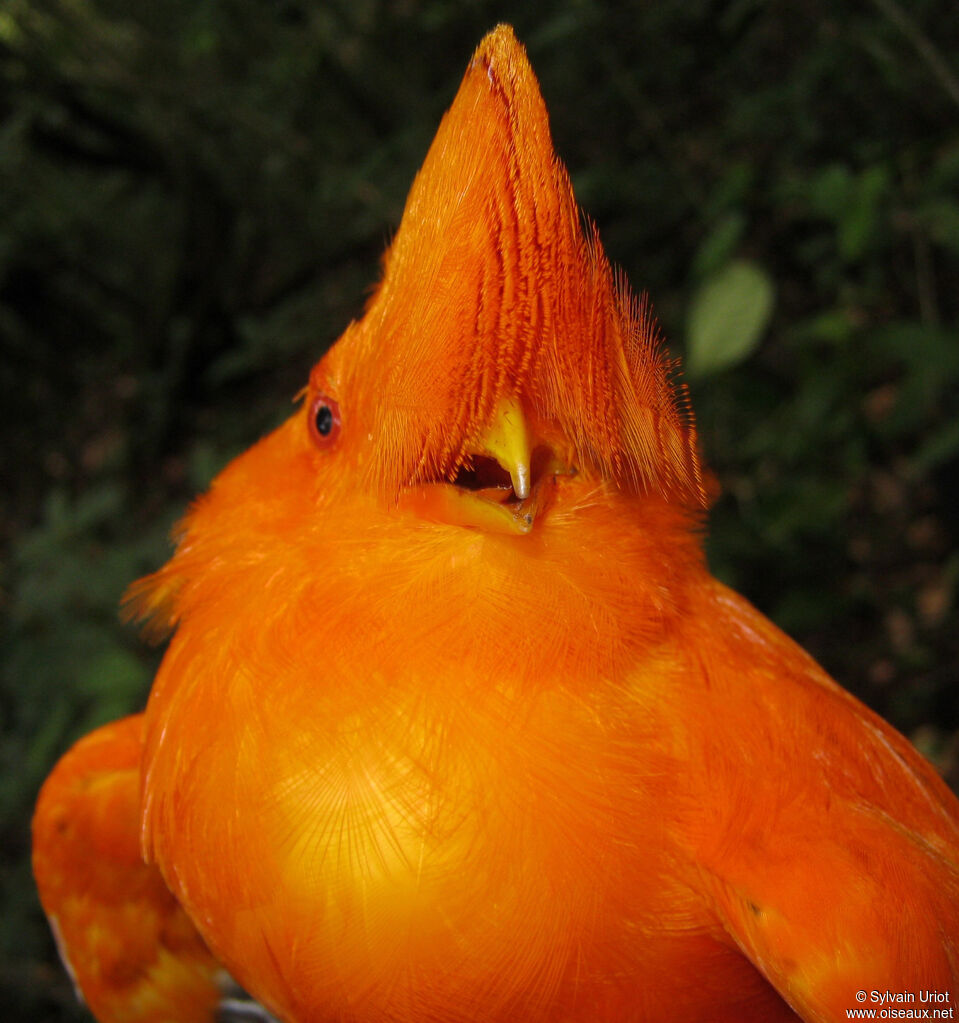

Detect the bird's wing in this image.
[681,581,959,1022]
[32,713,279,1023]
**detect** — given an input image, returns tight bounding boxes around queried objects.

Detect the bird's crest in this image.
[317,25,704,507]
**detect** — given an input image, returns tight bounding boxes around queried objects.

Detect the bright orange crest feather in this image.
[318,25,703,505]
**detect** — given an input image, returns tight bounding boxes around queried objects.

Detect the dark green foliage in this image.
[2,1,957,1019]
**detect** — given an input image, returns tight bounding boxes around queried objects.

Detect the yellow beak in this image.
[473,395,531,501]
[399,395,539,535]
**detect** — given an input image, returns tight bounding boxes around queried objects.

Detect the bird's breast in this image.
[139,475,718,1019]
[143,609,710,1019]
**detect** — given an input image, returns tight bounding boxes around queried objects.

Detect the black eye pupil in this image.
[314,404,334,437]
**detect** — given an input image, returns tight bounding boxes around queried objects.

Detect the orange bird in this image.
[33,24,959,1023]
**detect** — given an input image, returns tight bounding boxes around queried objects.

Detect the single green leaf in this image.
[838,165,888,262]
[913,417,959,476]
[917,198,959,255]
[808,163,853,219]
[789,308,855,346]
[686,260,775,377]
[691,211,746,280]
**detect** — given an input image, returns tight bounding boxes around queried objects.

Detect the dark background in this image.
[2,2,957,1019]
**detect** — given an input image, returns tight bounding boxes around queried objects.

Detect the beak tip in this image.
[475,395,532,503]
[512,466,530,501]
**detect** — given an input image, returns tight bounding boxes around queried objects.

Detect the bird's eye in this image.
[308,393,341,449]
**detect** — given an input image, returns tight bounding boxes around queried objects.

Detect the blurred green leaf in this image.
[913,417,959,475]
[691,211,746,280]
[805,162,889,262]
[838,165,888,262]
[686,260,775,377]
[789,308,857,346]
[808,163,854,219]
[917,198,959,255]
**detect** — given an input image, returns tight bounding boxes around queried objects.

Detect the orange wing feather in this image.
[32,715,222,1023]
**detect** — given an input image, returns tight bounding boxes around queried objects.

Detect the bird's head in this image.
[128,25,706,640]
[304,24,703,536]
